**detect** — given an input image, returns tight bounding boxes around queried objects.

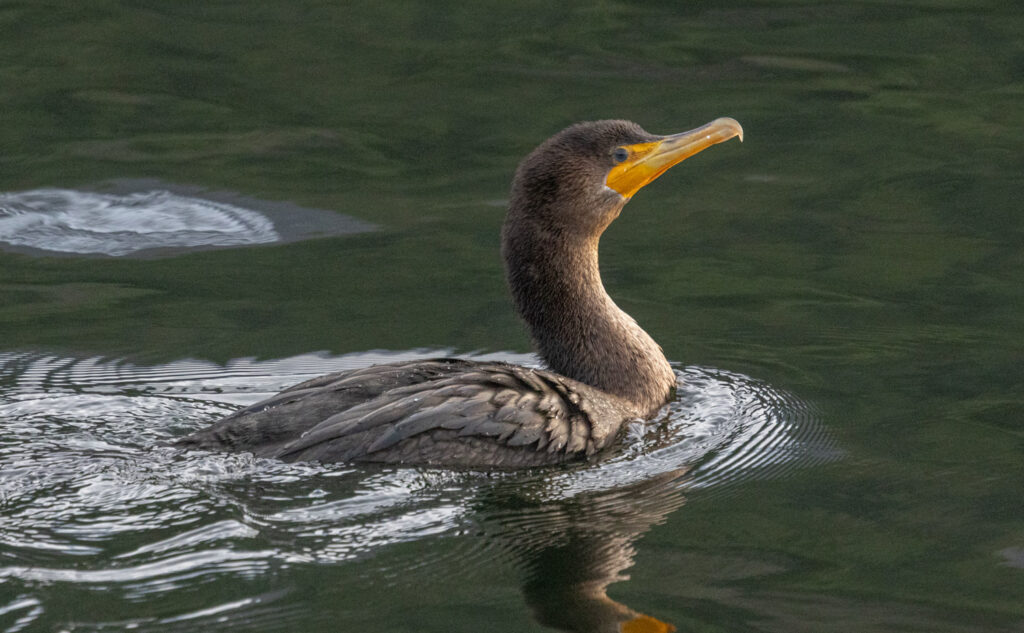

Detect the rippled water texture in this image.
[2,0,1022,630]
[0,183,379,258]
[0,189,279,256]
[0,351,830,630]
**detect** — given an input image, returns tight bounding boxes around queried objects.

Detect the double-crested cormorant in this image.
[179,118,743,468]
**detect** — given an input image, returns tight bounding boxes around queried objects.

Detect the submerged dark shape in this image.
[179,118,743,468]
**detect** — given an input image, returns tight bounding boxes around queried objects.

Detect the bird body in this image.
[180,359,635,468]
[179,118,743,468]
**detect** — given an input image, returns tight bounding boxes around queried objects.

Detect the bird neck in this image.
[502,223,676,417]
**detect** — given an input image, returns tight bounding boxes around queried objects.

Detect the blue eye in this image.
[612,147,629,163]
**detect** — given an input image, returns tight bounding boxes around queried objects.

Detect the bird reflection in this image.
[474,468,689,633]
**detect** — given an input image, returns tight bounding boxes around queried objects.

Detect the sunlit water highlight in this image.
[0,188,280,256]
[0,350,835,629]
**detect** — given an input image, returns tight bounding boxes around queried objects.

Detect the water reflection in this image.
[0,350,830,630]
[0,180,374,258]
[478,470,688,633]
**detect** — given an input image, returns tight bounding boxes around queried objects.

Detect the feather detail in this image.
[180,359,637,468]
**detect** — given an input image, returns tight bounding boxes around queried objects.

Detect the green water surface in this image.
[1,1,1022,631]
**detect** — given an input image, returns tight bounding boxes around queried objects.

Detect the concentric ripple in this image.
[0,188,279,256]
[0,349,835,629]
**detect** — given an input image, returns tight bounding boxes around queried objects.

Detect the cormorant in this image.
[178,118,743,468]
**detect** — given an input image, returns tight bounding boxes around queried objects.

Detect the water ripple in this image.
[0,188,279,256]
[0,349,835,626]
[0,596,43,633]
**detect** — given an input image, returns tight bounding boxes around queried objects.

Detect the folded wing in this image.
[179,359,632,468]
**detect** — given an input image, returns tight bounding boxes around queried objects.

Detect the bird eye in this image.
[612,147,630,163]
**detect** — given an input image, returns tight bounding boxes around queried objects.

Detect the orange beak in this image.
[606,117,744,199]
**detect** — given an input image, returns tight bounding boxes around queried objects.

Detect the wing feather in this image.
[180,358,635,468]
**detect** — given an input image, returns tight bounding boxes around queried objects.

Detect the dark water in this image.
[1,2,1022,631]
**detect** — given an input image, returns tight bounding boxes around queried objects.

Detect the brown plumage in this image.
[178,118,743,468]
